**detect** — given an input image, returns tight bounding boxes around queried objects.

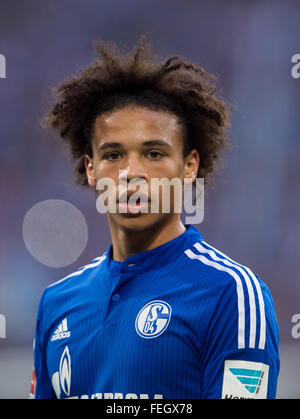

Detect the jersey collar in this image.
[103,224,203,274]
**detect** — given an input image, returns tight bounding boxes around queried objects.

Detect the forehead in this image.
[92,105,183,145]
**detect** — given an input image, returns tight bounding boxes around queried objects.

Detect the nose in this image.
[119,153,148,186]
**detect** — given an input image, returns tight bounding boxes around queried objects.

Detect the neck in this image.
[107,215,186,262]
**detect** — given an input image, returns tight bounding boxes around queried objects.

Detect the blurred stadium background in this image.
[0,0,299,398]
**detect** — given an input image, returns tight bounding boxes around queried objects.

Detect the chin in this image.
[109,212,168,233]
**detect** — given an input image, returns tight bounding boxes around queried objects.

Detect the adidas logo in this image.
[51,318,71,342]
[229,367,264,394]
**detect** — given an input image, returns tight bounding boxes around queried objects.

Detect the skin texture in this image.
[85,105,199,262]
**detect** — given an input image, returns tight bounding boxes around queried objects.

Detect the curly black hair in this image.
[43,35,230,186]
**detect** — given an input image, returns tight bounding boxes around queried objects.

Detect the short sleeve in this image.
[200,273,280,399]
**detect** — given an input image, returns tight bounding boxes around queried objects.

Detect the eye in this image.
[104,152,121,161]
[146,150,164,160]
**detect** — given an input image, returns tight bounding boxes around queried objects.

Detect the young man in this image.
[30,37,279,399]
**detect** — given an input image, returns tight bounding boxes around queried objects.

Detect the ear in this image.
[184,149,200,184]
[84,155,97,188]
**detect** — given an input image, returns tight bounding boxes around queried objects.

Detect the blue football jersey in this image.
[31,224,279,399]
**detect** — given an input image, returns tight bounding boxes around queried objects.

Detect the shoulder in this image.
[34,252,108,343]
[41,252,107,302]
[183,237,276,350]
[183,237,261,291]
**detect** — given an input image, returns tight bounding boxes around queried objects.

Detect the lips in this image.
[117,191,150,204]
[117,190,150,214]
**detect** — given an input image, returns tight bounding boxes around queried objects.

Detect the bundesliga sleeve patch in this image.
[221,360,269,399]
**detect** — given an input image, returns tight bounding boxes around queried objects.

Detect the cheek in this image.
[90,164,119,196]
[150,161,185,203]
[93,160,118,179]
[153,157,185,179]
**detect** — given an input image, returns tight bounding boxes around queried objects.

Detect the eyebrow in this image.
[98,140,172,152]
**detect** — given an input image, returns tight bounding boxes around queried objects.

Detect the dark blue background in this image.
[0,0,299,398]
